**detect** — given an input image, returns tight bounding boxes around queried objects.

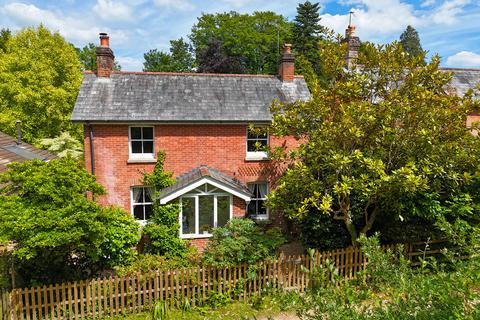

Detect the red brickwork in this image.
[84,124,299,247]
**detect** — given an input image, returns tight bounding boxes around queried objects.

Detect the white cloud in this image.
[431,0,470,25]
[321,0,419,40]
[446,51,480,67]
[153,0,195,11]
[116,56,144,71]
[93,0,134,22]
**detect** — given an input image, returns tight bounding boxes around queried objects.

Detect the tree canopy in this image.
[292,1,324,74]
[190,11,292,74]
[400,25,424,58]
[0,26,83,143]
[143,38,195,72]
[268,40,480,246]
[0,158,139,286]
[196,38,247,74]
[75,42,122,71]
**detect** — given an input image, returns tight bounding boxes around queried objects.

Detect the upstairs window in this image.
[246,127,268,160]
[247,182,268,219]
[129,126,154,159]
[131,186,154,222]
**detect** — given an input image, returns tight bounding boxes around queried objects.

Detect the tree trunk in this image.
[344,215,359,246]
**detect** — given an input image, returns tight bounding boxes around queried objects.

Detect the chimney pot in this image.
[99,32,109,47]
[279,43,295,82]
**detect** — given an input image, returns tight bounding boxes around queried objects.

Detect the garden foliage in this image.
[141,151,189,258]
[268,39,480,246]
[0,158,139,286]
[203,218,285,268]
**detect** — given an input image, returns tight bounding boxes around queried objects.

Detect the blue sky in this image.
[1,0,479,71]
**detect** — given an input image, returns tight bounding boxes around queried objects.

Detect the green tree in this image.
[0,26,83,143]
[190,11,292,74]
[142,151,188,257]
[197,38,246,74]
[75,42,122,71]
[400,25,424,58]
[292,1,324,74]
[39,131,83,160]
[0,29,11,53]
[143,38,195,72]
[268,41,480,246]
[0,158,139,286]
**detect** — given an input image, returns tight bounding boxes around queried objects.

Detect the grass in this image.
[103,300,297,320]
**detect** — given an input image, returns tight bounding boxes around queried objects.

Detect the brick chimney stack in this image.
[278,43,295,82]
[342,24,360,69]
[96,33,114,77]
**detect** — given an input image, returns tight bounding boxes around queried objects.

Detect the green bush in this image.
[298,235,480,320]
[140,151,189,258]
[115,251,199,276]
[203,218,285,268]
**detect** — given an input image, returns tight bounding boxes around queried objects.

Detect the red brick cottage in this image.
[71,33,310,247]
[72,31,480,248]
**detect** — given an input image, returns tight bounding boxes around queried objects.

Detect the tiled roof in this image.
[441,68,480,96]
[72,72,311,122]
[158,165,252,201]
[0,132,56,173]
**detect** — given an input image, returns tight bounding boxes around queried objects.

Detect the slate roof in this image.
[72,72,311,122]
[158,165,252,201]
[442,68,480,96]
[0,131,56,173]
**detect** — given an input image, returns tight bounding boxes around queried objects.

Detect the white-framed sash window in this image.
[247,182,268,219]
[131,186,155,222]
[246,127,268,160]
[129,126,154,159]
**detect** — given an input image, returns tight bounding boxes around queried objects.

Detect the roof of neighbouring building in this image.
[442,68,480,96]
[0,132,56,173]
[158,165,252,203]
[71,72,311,123]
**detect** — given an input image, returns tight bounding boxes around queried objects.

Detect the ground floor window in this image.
[247,182,268,219]
[180,184,232,238]
[131,186,154,222]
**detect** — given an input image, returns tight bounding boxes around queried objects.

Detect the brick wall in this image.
[84,123,299,247]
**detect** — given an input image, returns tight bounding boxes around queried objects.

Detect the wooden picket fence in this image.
[2,242,443,320]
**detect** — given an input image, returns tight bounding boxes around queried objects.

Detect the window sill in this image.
[245,152,269,161]
[181,234,212,239]
[127,158,157,164]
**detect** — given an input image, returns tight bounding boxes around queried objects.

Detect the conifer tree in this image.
[400,25,424,58]
[293,1,324,74]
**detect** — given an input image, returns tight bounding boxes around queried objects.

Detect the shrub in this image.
[203,218,285,268]
[141,151,189,258]
[115,250,199,276]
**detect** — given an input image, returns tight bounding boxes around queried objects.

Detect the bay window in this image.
[180,184,232,238]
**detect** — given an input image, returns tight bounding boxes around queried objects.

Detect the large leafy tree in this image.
[197,38,247,74]
[0,26,83,143]
[292,1,324,74]
[190,11,292,74]
[399,25,424,58]
[75,42,122,71]
[0,158,139,287]
[143,38,195,72]
[268,41,480,246]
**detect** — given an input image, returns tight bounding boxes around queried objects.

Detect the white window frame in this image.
[128,126,155,160]
[179,185,233,239]
[247,182,269,220]
[130,186,154,224]
[246,127,269,160]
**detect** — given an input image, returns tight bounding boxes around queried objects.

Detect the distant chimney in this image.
[15,120,22,145]
[342,25,361,69]
[278,44,295,82]
[96,33,114,77]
